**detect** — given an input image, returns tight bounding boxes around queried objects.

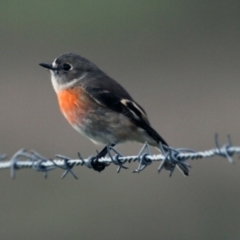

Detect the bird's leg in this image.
[96,143,116,159]
[91,143,116,172]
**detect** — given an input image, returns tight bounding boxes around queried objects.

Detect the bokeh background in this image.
[0,1,240,239]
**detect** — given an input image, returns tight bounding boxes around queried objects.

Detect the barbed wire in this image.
[0,134,239,179]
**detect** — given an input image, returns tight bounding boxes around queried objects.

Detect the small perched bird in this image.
[39,53,168,168]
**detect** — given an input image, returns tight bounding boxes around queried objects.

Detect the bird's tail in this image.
[144,124,168,149]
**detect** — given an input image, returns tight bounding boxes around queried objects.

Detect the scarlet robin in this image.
[39,53,169,171]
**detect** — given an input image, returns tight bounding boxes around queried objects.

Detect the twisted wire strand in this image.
[0,134,239,179]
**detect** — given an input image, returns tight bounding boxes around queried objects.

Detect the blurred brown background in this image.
[0,1,240,239]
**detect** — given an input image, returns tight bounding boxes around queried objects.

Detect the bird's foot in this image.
[91,143,116,172]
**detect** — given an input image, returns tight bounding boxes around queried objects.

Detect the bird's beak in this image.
[39,63,55,70]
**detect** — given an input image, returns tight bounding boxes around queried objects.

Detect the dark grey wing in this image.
[82,76,168,146]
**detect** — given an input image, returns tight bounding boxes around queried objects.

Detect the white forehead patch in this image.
[52,58,57,68]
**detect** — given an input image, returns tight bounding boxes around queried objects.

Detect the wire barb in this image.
[0,135,239,179]
[31,151,56,179]
[54,155,78,179]
[107,145,128,173]
[133,142,152,173]
[214,133,234,163]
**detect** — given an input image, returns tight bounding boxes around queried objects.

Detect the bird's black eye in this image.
[62,63,71,71]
